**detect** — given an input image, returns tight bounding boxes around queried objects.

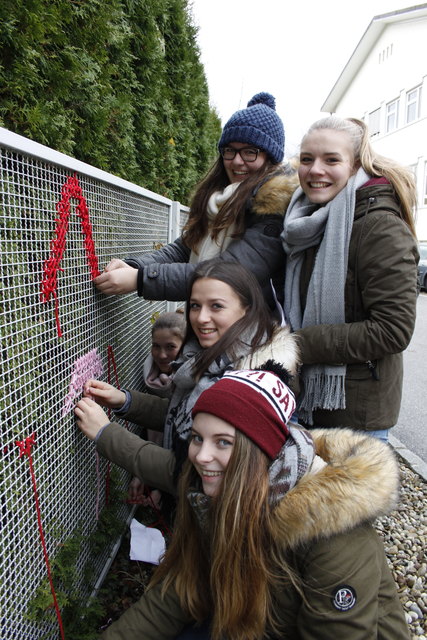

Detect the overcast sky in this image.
[190,0,417,156]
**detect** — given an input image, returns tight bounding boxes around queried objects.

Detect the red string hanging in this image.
[104,345,125,506]
[107,345,121,392]
[15,434,65,640]
[141,488,173,538]
[40,174,101,338]
[93,346,125,516]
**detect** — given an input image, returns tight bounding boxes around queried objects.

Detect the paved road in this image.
[393,292,427,462]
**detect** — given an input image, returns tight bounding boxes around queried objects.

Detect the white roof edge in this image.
[321,4,427,113]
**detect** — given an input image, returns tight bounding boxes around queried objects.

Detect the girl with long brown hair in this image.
[76,260,298,481]
[94,92,298,312]
[86,369,409,640]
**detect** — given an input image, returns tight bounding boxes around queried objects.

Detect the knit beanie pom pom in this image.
[218,91,285,163]
[247,92,276,111]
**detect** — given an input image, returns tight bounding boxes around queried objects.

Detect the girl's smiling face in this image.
[151,328,183,373]
[188,413,235,497]
[222,141,268,184]
[298,129,357,204]
[189,277,247,348]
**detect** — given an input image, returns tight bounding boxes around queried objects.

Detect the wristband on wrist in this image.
[137,267,144,297]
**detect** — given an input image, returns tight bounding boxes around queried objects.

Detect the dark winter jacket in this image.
[294,182,419,430]
[125,171,299,308]
[98,428,409,640]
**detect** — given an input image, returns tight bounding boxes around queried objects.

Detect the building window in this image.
[424,163,427,205]
[408,164,417,184]
[386,99,399,132]
[406,86,421,123]
[378,43,393,64]
[369,108,381,135]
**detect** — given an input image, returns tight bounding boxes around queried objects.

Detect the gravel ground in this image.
[375,459,427,639]
[99,457,427,638]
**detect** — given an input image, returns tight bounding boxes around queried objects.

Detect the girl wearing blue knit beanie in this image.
[95,93,298,314]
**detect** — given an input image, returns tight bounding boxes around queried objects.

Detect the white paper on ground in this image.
[129,518,166,565]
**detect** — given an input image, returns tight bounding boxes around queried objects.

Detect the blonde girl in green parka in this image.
[98,370,409,640]
[282,116,419,439]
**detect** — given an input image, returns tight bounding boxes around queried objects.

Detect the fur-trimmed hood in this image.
[271,428,400,549]
[251,166,300,217]
[238,325,299,376]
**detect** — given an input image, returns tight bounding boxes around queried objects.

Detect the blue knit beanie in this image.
[218,92,285,164]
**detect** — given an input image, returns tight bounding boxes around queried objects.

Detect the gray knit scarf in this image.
[163,351,233,449]
[281,168,370,424]
[163,334,256,450]
[187,425,315,534]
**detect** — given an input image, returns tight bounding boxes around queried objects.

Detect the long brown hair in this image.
[303,116,417,237]
[183,156,280,251]
[184,259,276,381]
[149,431,295,640]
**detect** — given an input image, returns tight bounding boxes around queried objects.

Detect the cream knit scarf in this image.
[189,182,240,264]
[281,168,370,424]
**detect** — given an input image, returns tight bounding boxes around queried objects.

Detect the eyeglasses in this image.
[220,146,261,162]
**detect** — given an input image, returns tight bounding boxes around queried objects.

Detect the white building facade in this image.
[322,4,427,240]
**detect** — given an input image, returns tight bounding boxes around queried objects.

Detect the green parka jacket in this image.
[295,181,419,430]
[97,427,409,640]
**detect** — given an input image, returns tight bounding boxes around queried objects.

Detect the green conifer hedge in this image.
[0,0,221,202]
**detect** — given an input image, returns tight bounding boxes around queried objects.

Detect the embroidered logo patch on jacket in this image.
[331,585,357,611]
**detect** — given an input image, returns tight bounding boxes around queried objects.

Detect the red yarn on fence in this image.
[93,346,125,518]
[40,174,101,338]
[107,345,121,394]
[15,434,65,640]
[104,345,125,506]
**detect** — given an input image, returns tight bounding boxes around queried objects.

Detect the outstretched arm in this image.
[137,216,285,303]
[94,238,190,296]
[96,423,177,495]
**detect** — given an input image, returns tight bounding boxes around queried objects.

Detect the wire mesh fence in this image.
[0,130,187,639]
